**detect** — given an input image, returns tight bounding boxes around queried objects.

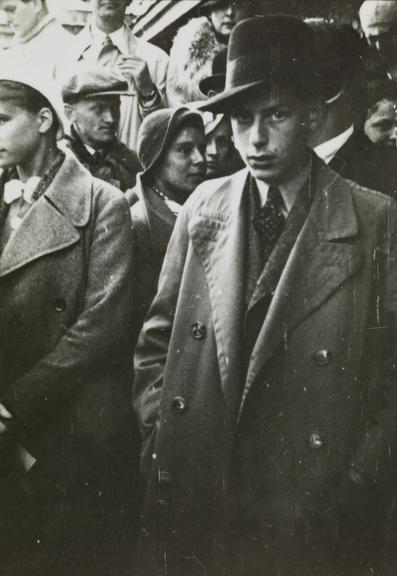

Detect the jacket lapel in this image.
[240,162,365,418]
[0,153,91,278]
[189,169,249,424]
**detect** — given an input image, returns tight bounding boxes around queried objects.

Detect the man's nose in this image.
[206,139,217,157]
[249,119,268,148]
[102,109,117,124]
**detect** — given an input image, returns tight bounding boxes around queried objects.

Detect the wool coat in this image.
[128,174,176,349]
[133,158,397,576]
[330,130,397,199]
[0,152,138,576]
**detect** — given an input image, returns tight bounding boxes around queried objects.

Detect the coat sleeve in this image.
[133,205,191,442]
[1,192,134,432]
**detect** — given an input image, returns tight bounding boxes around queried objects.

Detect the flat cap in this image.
[62,65,130,103]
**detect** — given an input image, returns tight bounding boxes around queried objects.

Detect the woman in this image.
[166,0,244,106]
[127,107,206,345]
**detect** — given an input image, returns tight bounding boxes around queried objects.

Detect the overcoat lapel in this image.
[0,153,91,278]
[189,169,249,425]
[240,162,365,419]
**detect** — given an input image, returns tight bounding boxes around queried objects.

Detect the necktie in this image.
[253,185,286,262]
[3,177,41,205]
[98,35,118,66]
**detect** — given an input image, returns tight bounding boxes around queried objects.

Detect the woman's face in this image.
[205,117,234,178]
[156,125,206,201]
[210,2,237,40]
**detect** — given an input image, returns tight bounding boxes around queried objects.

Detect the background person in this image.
[364,78,397,147]
[63,0,168,151]
[128,107,206,348]
[166,0,244,106]
[62,65,141,192]
[359,0,397,80]
[0,0,73,81]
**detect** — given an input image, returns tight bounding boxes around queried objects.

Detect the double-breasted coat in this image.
[0,152,138,575]
[134,158,397,576]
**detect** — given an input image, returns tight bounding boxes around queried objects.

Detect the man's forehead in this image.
[231,88,301,112]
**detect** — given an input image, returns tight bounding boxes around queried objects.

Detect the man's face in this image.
[205,117,234,178]
[360,4,397,66]
[210,2,237,39]
[0,99,41,169]
[364,98,397,147]
[156,125,206,200]
[67,95,120,149]
[0,0,39,38]
[230,87,312,184]
[92,0,130,26]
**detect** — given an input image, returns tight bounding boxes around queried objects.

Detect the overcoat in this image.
[134,158,397,576]
[128,174,176,348]
[0,152,138,575]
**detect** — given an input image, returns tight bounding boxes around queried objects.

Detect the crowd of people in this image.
[0,0,397,575]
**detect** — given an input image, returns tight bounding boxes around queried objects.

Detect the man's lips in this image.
[248,155,276,165]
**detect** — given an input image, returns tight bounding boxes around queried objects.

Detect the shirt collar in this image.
[314,125,354,165]
[254,156,312,215]
[14,14,55,44]
[90,22,131,55]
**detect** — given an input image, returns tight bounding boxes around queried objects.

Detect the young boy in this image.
[134,16,397,576]
[0,68,137,576]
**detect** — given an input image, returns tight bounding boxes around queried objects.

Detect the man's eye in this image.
[233,111,251,125]
[271,110,287,121]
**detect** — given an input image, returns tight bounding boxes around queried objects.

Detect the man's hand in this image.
[115,55,156,97]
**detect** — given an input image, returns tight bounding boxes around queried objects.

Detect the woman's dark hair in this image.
[0,80,59,135]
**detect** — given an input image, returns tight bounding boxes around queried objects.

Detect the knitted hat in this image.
[137,107,204,177]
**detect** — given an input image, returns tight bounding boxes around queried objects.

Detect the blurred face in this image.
[206,117,234,178]
[361,7,397,66]
[231,87,313,184]
[0,0,40,38]
[67,95,120,149]
[92,0,130,28]
[156,125,206,202]
[364,98,397,147]
[210,2,237,40]
[0,99,41,169]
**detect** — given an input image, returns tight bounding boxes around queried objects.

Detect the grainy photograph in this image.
[0,0,396,574]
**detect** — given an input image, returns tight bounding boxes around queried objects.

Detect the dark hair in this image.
[0,80,59,135]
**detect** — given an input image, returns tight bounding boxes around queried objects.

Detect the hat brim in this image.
[197,79,268,114]
[65,90,133,102]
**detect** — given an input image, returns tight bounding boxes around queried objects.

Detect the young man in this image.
[364,78,397,148]
[360,0,397,80]
[62,65,141,192]
[133,16,397,576]
[64,0,168,151]
[0,67,137,575]
[0,0,73,80]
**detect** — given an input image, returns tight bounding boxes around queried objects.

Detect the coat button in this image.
[191,321,206,340]
[158,470,172,485]
[313,349,332,366]
[308,432,324,449]
[53,298,67,312]
[157,498,169,510]
[172,396,188,414]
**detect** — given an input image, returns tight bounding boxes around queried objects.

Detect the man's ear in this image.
[37,107,55,135]
[32,0,45,15]
[64,103,74,122]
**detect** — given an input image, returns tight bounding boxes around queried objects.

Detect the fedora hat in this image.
[200,15,317,113]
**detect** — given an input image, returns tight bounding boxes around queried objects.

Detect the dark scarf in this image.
[67,125,110,169]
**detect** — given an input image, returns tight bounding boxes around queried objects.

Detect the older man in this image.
[360,0,397,79]
[62,65,140,192]
[133,15,397,576]
[63,0,168,151]
[0,0,73,80]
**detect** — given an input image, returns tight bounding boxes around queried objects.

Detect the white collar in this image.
[314,125,354,165]
[90,22,130,55]
[14,14,55,44]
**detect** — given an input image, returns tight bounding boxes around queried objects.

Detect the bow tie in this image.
[3,177,41,205]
